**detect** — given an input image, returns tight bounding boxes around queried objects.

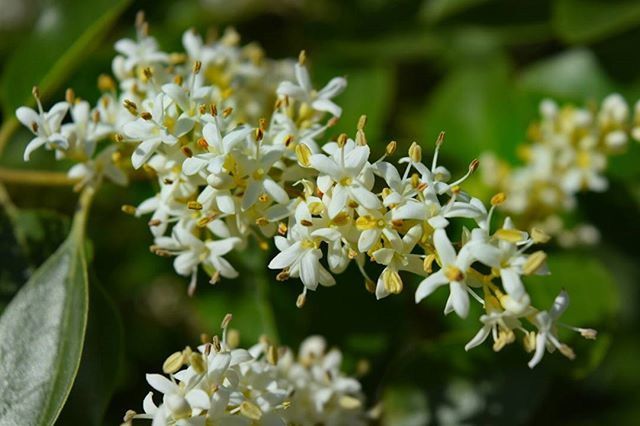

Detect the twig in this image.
[0,167,78,186]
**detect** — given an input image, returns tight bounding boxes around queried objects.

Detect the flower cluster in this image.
[480,94,639,246]
[16,15,596,367]
[123,314,367,425]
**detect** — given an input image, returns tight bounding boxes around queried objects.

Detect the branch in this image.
[0,167,79,186]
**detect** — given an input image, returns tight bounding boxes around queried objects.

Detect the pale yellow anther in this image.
[385,140,397,156]
[469,158,479,173]
[295,143,312,167]
[276,270,290,281]
[189,353,206,374]
[162,351,184,374]
[423,254,436,274]
[256,217,269,226]
[339,395,362,410]
[382,269,403,294]
[531,228,551,244]
[494,228,527,243]
[337,133,348,148]
[209,271,221,285]
[298,50,306,65]
[221,313,233,329]
[579,328,597,340]
[98,74,115,91]
[296,292,306,308]
[240,401,263,420]
[409,142,422,163]
[364,279,376,293]
[278,223,288,235]
[523,331,537,353]
[227,329,240,348]
[65,88,75,104]
[355,129,367,146]
[121,204,137,215]
[357,114,367,131]
[559,344,576,360]
[267,345,279,365]
[523,250,547,275]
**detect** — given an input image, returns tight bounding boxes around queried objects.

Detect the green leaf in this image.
[57,273,123,425]
[518,49,615,101]
[526,252,619,326]
[1,0,131,117]
[553,0,640,43]
[0,192,92,425]
[422,55,531,164]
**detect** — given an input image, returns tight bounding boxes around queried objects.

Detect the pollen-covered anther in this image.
[222,107,233,118]
[209,271,221,285]
[356,129,367,146]
[97,74,115,91]
[523,331,537,352]
[162,351,185,374]
[579,328,598,340]
[148,219,162,227]
[523,250,546,275]
[364,279,376,293]
[256,217,269,226]
[258,194,269,203]
[339,395,362,409]
[187,201,203,210]
[386,140,397,155]
[142,67,153,81]
[423,254,436,274]
[298,49,306,65]
[296,291,306,308]
[65,88,75,104]
[337,133,348,148]
[123,99,138,115]
[277,223,288,235]
[267,345,279,365]
[300,219,313,227]
[121,204,137,215]
[192,60,202,74]
[469,158,480,173]
[531,227,551,244]
[494,228,527,243]
[409,142,422,163]
[240,401,263,420]
[436,130,446,146]
[276,270,290,281]
[181,146,193,157]
[295,143,311,167]
[140,112,152,120]
[559,344,576,360]
[189,353,206,374]
[491,192,506,206]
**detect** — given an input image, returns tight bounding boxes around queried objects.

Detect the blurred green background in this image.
[1,0,639,424]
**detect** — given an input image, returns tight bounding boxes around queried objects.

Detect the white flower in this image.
[123,94,178,168]
[277,60,346,117]
[17,99,69,160]
[528,290,575,368]
[114,35,168,73]
[310,139,380,218]
[415,228,489,318]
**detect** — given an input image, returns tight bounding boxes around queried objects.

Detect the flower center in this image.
[444,264,464,282]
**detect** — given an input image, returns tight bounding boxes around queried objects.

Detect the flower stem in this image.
[71,185,96,240]
[242,246,280,344]
[0,167,79,186]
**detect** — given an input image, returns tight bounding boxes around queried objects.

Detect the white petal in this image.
[415,270,448,303]
[268,242,302,269]
[263,178,289,204]
[433,228,457,266]
[464,324,492,351]
[146,374,178,394]
[450,281,470,318]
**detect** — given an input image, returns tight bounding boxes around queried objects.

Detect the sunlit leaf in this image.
[518,49,615,101]
[553,0,640,43]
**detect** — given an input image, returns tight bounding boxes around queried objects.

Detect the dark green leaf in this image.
[381,385,431,426]
[553,0,640,43]
[420,0,493,24]
[1,0,131,116]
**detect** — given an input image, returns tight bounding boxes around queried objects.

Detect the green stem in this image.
[71,185,96,240]
[0,118,19,157]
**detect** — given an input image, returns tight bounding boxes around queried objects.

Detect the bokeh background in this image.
[1,0,639,424]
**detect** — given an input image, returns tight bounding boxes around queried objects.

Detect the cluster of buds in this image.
[480,94,639,246]
[122,314,368,425]
[16,15,596,367]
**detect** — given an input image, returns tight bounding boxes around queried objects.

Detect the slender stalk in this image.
[71,185,96,239]
[242,246,280,344]
[0,167,79,186]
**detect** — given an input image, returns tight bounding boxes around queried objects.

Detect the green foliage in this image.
[0,0,131,117]
[553,0,640,43]
[0,215,88,425]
